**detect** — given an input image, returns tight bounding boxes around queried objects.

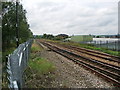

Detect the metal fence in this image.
[82,40,120,51]
[88,40,120,51]
[7,39,33,89]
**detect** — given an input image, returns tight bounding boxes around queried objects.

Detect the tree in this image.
[2,1,33,51]
[42,34,54,39]
[55,34,69,40]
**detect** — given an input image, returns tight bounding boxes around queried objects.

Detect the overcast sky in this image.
[21,0,119,35]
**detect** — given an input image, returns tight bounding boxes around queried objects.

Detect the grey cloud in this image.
[22,0,118,35]
[36,1,66,13]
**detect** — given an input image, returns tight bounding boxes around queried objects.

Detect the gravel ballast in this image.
[39,43,115,88]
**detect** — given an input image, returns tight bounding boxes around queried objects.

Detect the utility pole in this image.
[16,0,19,47]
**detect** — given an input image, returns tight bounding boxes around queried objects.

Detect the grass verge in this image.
[24,40,56,88]
[29,57,55,75]
[31,40,43,52]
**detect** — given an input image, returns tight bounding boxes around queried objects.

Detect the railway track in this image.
[63,45,120,68]
[38,40,120,86]
[66,45,120,63]
[45,41,120,67]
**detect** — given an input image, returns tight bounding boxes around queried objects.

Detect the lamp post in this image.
[16,0,19,47]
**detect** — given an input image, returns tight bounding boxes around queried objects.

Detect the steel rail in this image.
[49,41,120,62]
[67,45,120,62]
[44,41,120,67]
[66,46,120,62]
[48,41,120,63]
[40,41,120,86]
[43,42,120,70]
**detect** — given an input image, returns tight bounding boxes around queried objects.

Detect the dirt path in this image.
[39,44,114,88]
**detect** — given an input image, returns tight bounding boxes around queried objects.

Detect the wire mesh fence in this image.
[7,39,33,89]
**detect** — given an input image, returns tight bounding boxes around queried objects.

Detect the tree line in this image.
[2,1,33,51]
[34,34,69,40]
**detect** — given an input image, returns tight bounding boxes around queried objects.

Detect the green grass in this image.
[25,57,56,88]
[30,40,55,75]
[31,47,40,52]
[44,39,120,56]
[31,40,43,52]
[77,43,119,56]
[29,57,55,75]
[24,40,56,88]
[71,43,119,56]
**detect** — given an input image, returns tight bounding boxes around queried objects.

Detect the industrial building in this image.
[70,35,93,42]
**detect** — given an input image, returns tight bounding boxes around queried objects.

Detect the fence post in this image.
[106,40,108,49]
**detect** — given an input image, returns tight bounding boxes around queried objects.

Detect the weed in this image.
[31,40,43,52]
[24,40,56,88]
[29,57,55,75]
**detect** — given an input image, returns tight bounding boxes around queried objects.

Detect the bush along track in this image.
[24,40,56,88]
